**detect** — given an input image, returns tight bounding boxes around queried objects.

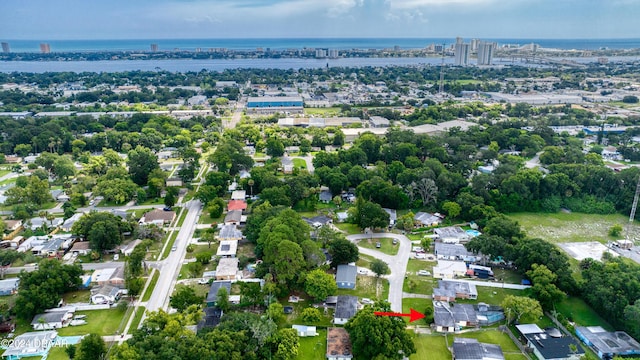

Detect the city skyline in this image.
[1,0,639,40]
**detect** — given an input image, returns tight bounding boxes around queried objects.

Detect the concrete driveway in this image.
[346,232,411,313]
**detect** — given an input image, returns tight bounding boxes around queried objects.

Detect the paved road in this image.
[224,98,244,130]
[525,151,542,169]
[145,199,202,313]
[346,233,411,313]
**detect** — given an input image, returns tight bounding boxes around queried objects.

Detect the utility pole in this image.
[627,175,640,243]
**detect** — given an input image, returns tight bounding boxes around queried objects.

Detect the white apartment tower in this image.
[477,41,495,65]
[454,42,470,66]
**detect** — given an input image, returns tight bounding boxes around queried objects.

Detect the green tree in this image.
[370,259,389,277]
[217,286,230,312]
[71,212,131,253]
[164,192,176,207]
[53,156,76,180]
[272,328,299,360]
[395,211,415,231]
[207,197,225,219]
[266,137,285,157]
[267,302,285,323]
[265,240,305,286]
[351,199,390,230]
[442,201,461,219]
[208,138,253,175]
[345,304,416,360]
[328,238,359,267]
[300,307,322,323]
[609,224,623,237]
[14,259,82,320]
[75,333,106,360]
[170,286,204,312]
[526,264,566,310]
[127,146,160,186]
[501,295,543,324]
[13,143,32,157]
[304,269,338,301]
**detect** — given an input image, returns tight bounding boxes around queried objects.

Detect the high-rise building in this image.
[454,42,470,66]
[470,39,479,52]
[328,49,339,59]
[1,42,9,53]
[477,41,495,65]
[315,49,327,58]
[40,43,50,54]
[456,36,464,45]
[434,44,443,53]
[150,43,158,52]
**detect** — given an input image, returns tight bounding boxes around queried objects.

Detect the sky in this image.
[1,0,639,40]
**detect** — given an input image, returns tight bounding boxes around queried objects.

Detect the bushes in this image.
[563,195,616,214]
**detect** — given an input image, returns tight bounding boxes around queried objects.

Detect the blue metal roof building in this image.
[247,96,303,108]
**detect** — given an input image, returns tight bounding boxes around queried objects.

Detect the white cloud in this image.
[388,0,501,9]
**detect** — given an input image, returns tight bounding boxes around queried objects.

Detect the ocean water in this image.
[3,38,640,53]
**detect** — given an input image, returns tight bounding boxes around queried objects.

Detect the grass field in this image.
[410,329,527,360]
[336,276,389,301]
[410,332,451,359]
[448,329,527,360]
[403,298,431,324]
[292,158,307,169]
[356,253,375,268]
[556,296,613,330]
[62,290,91,303]
[403,275,437,295]
[509,212,639,243]
[295,328,327,360]
[304,107,342,116]
[142,270,160,302]
[458,287,526,305]
[57,309,125,336]
[356,237,399,256]
[334,223,362,235]
[128,306,146,331]
[47,346,69,360]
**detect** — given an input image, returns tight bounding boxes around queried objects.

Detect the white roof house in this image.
[433,260,468,279]
[216,240,238,258]
[231,190,246,200]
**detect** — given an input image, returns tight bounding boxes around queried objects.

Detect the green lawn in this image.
[410,332,451,360]
[403,275,437,295]
[62,290,91,303]
[336,276,389,301]
[137,197,165,206]
[556,296,613,330]
[46,346,69,360]
[356,254,375,268]
[402,298,431,324]
[185,244,218,260]
[142,270,160,302]
[447,329,521,352]
[356,237,399,256]
[128,306,146,331]
[0,170,10,177]
[161,231,179,260]
[198,212,223,225]
[292,158,307,170]
[334,223,362,235]
[457,287,527,306]
[57,309,125,336]
[406,259,437,274]
[304,107,342,116]
[509,212,638,243]
[295,328,327,360]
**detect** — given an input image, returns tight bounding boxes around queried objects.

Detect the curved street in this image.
[346,232,411,313]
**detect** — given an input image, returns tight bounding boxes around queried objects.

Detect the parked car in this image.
[198,278,210,285]
[376,242,381,248]
[357,268,368,275]
[414,253,426,259]
[70,319,87,326]
[171,245,177,252]
[360,298,374,305]
[412,246,424,253]
[392,239,398,245]
[417,270,431,276]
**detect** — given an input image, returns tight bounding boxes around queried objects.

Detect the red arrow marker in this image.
[374,308,425,323]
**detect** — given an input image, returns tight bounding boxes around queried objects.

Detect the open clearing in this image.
[508,212,640,243]
[558,241,618,261]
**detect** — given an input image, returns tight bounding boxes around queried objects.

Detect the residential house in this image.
[215,258,239,280]
[292,325,318,337]
[4,220,22,232]
[452,337,505,360]
[2,331,58,359]
[281,157,294,174]
[433,301,477,332]
[433,280,478,302]
[516,324,584,360]
[414,212,444,227]
[467,264,494,279]
[216,241,238,258]
[231,190,246,200]
[139,209,176,226]
[224,210,243,225]
[50,190,69,202]
[434,226,470,244]
[336,264,357,290]
[336,212,349,222]
[69,241,91,256]
[91,284,123,305]
[327,327,353,360]
[27,217,63,231]
[206,281,232,307]
[197,307,223,332]
[303,215,333,229]
[319,190,333,203]
[334,295,358,325]
[435,243,480,262]
[166,178,183,187]
[227,200,247,212]
[61,213,83,232]
[92,267,125,286]
[31,238,65,257]
[575,326,640,359]
[217,224,243,241]
[433,260,468,279]
[117,239,142,256]
[382,208,397,226]
[0,278,20,296]
[31,310,74,330]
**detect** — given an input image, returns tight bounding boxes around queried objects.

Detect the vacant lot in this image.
[556,297,613,330]
[57,309,124,336]
[295,328,327,360]
[509,212,640,243]
[336,275,389,301]
[357,237,399,256]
